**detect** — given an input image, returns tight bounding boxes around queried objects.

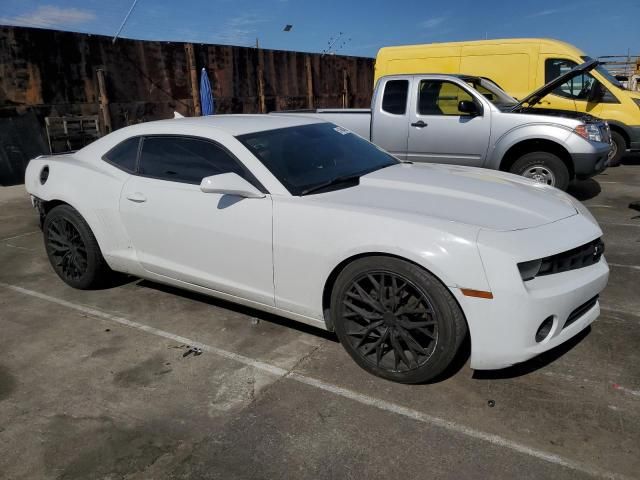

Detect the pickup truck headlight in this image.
[573,124,603,143]
[518,259,542,281]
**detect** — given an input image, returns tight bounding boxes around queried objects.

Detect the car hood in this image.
[311,163,577,231]
[510,58,599,111]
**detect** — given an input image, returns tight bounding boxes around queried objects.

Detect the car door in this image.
[406,78,491,166]
[537,58,603,117]
[119,135,275,306]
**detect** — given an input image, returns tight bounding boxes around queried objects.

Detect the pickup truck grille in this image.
[537,238,605,277]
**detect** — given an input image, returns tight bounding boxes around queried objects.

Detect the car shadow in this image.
[471,326,591,380]
[568,179,601,201]
[136,279,339,342]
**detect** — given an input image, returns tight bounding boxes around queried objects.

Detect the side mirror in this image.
[458,100,480,116]
[200,173,265,198]
[588,82,605,102]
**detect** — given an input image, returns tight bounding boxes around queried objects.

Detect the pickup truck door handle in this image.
[126,192,147,203]
[411,120,427,128]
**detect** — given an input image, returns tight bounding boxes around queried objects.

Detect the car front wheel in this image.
[43,204,112,289]
[510,151,570,190]
[331,256,468,384]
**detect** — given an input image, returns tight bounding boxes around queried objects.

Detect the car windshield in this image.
[582,56,625,89]
[463,77,518,109]
[237,123,398,195]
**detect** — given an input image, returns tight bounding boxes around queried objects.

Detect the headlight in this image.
[573,124,603,142]
[518,259,542,281]
[633,98,640,110]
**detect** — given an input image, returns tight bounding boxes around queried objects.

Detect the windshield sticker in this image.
[333,126,351,135]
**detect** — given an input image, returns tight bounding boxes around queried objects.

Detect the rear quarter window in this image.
[102,137,140,172]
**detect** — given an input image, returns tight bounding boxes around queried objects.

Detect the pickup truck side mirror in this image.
[200,173,265,198]
[458,100,480,116]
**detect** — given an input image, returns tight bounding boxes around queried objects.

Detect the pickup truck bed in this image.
[276,109,372,139]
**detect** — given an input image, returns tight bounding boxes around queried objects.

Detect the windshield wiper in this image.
[299,163,396,196]
[299,173,363,196]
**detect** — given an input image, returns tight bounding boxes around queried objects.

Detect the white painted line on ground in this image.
[0,231,38,242]
[599,222,640,228]
[0,282,630,480]
[608,263,640,271]
[586,205,615,208]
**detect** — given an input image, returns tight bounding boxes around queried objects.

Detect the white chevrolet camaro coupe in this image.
[25,115,609,383]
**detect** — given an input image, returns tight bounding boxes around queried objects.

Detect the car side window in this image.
[382,80,409,115]
[418,80,474,116]
[102,137,140,172]
[139,136,246,185]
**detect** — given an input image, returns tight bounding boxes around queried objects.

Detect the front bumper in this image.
[457,213,609,370]
[572,142,611,179]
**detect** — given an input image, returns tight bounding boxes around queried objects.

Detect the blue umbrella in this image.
[200,68,215,115]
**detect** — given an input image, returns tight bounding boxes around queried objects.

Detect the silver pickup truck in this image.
[276,60,611,190]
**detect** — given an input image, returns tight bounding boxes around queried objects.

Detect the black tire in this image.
[509,151,570,191]
[607,130,626,167]
[330,256,468,384]
[43,204,112,289]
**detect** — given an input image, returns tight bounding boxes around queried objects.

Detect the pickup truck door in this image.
[406,78,491,166]
[370,77,411,160]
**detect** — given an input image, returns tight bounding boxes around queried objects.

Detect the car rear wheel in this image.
[510,151,570,191]
[43,205,112,289]
[331,256,467,384]
[607,130,625,167]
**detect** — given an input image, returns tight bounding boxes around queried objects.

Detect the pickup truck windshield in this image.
[464,77,518,109]
[237,123,398,196]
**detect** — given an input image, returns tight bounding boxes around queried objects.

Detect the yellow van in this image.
[375,38,640,165]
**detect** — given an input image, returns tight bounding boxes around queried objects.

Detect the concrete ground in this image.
[1,162,639,480]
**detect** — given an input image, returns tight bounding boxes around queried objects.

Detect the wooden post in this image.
[257,49,266,113]
[305,55,314,109]
[96,69,112,135]
[342,69,348,108]
[185,43,201,116]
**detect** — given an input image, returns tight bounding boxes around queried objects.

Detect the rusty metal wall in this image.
[0,26,374,127]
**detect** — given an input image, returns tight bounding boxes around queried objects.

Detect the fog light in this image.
[535,316,554,343]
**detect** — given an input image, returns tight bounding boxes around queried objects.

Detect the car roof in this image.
[131,114,324,136]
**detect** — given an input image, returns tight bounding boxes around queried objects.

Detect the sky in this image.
[0,0,638,58]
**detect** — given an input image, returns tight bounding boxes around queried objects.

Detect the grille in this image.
[537,238,604,277]
[564,295,599,329]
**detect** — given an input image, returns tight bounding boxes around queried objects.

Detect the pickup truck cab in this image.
[277,62,611,190]
[375,38,640,166]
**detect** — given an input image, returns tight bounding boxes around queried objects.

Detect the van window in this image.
[382,80,409,115]
[418,80,475,115]
[545,59,618,103]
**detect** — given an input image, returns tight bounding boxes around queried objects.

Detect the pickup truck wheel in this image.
[43,205,112,290]
[331,256,467,384]
[607,131,625,167]
[510,152,570,191]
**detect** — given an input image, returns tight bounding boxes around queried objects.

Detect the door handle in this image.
[411,120,427,128]
[126,192,147,203]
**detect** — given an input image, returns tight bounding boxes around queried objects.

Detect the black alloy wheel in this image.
[341,272,438,372]
[331,256,467,384]
[46,216,88,282]
[43,205,112,289]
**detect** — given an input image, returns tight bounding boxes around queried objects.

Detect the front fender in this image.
[487,123,574,170]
